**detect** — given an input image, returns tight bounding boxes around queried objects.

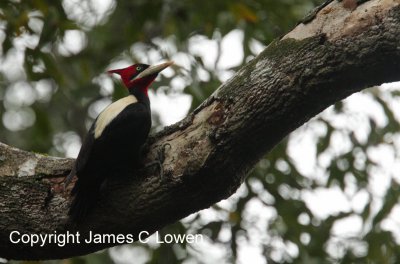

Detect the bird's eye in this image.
[136,66,142,71]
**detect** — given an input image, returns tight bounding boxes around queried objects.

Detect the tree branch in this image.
[1,0,400,260]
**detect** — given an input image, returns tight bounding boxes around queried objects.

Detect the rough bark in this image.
[1,0,400,260]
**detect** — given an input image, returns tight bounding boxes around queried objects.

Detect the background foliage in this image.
[2,0,400,263]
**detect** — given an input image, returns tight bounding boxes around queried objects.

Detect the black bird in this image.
[65,61,174,222]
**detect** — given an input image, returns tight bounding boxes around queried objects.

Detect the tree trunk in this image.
[1,0,400,260]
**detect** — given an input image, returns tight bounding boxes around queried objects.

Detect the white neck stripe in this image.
[94,95,138,138]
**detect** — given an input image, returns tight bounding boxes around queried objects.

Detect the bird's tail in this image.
[68,181,100,223]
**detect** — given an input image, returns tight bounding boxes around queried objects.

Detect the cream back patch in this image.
[94,95,138,138]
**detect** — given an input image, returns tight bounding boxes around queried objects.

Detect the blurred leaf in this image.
[372,180,400,227]
[230,3,259,23]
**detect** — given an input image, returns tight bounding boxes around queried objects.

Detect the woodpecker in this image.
[65,61,174,222]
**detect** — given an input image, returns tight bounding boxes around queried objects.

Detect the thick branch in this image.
[1,0,400,260]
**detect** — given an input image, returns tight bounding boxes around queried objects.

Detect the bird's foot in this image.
[143,143,171,179]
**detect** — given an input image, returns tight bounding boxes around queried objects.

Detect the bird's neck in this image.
[129,87,150,108]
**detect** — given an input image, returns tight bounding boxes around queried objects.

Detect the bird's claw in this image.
[158,143,171,163]
[144,143,171,179]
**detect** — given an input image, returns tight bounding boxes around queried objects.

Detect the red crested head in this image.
[108,61,173,95]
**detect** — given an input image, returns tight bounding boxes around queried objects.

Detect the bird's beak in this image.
[107,69,121,75]
[134,61,174,80]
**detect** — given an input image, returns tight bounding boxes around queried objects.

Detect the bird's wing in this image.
[68,103,150,189]
[64,124,96,187]
[74,124,97,176]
